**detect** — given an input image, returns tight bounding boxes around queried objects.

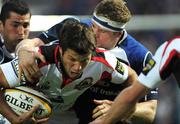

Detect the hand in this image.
[18,46,46,84]
[89,118,105,124]
[92,99,113,120]
[13,105,49,124]
[18,49,44,83]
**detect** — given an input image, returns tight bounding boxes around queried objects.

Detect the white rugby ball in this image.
[4,86,52,119]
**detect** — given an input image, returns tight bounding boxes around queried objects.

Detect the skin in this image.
[0,11,31,53]
[89,81,150,124]
[90,21,157,124]
[0,12,43,122]
[16,19,157,124]
[92,22,122,50]
[0,67,49,124]
[60,48,92,79]
[0,47,93,123]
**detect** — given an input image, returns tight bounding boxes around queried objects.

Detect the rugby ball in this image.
[3,86,52,119]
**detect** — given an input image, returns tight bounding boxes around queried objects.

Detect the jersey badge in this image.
[142,58,156,75]
[115,60,124,75]
[74,77,93,90]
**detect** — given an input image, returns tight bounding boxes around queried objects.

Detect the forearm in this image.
[131,100,157,124]
[103,68,138,124]
[103,87,137,124]
[0,91,19,123]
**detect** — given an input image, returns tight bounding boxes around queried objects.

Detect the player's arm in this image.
[17,40,46,83]
[93,60,157,123]
[91,66,137,122]
[0,92,40,124]
[129,99,157,124]
[0,68,10,88]
[15,29,58,83]
[129,50,157,124]
[0,61,42,123]
[103,67,144,124]
[92,92,157,124]
[90,80,150,124]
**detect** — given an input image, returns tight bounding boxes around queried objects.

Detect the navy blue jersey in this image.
[38,17,158,124]
[0,35,14,64]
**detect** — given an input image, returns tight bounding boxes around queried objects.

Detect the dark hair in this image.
[0,0,31,24]
[58,19,96,55]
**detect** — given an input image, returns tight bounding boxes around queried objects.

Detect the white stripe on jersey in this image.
[0,59,20,87]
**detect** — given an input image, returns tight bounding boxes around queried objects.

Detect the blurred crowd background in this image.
[0,0,180,124]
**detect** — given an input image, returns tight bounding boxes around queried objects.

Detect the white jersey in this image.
[0,44,128,112]
[138,37,180,89]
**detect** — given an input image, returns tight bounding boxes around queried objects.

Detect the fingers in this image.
[21,64,41,83]
[93,99,104,105]
[18,50,43,83]
[18,64,23,82]
[18,105,40,123]
[35,52,46,63]
[35,117,49,124]
[94,99,113,105]
[92,103,111,119]
[92,100,113,119]
[30,116,49,124]
[29,105,40,118]
[93,104,105,115]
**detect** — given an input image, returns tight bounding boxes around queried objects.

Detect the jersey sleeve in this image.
[138,58,162,89]
[0,56,50,88]
[0,44,59,88]
[103,51,129,84]
[0,58,24,87]
[138,43,167,89]
[111,61,129,84]
[121,35,153,75]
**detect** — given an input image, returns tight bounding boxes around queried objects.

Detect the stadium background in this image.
[0,0,180,124]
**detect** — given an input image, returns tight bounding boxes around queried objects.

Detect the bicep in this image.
[126,66,138,86]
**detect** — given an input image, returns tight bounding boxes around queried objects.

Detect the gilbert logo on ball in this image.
[4,86,52,119]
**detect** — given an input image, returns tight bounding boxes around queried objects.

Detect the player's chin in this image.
[70,72,81,79]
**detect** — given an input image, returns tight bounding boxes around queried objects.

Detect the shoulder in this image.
[39,43,60,63]
[122,34,148,54]
[92,48,117,68]
[38,16,80,44]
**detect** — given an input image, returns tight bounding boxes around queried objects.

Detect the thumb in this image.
[93,99,104,105]
[28,104,40,117]
[94,99,113,105]
[18,64,22,82]
[35,52,46,63]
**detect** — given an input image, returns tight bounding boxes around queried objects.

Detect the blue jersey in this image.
[118,33,152,75]
[38,17,158,124]
[0,35,14,64]
[80,18,151,74]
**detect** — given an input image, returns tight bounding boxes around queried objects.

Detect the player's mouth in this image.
[18,38,24,42]
[71,72,81,78]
